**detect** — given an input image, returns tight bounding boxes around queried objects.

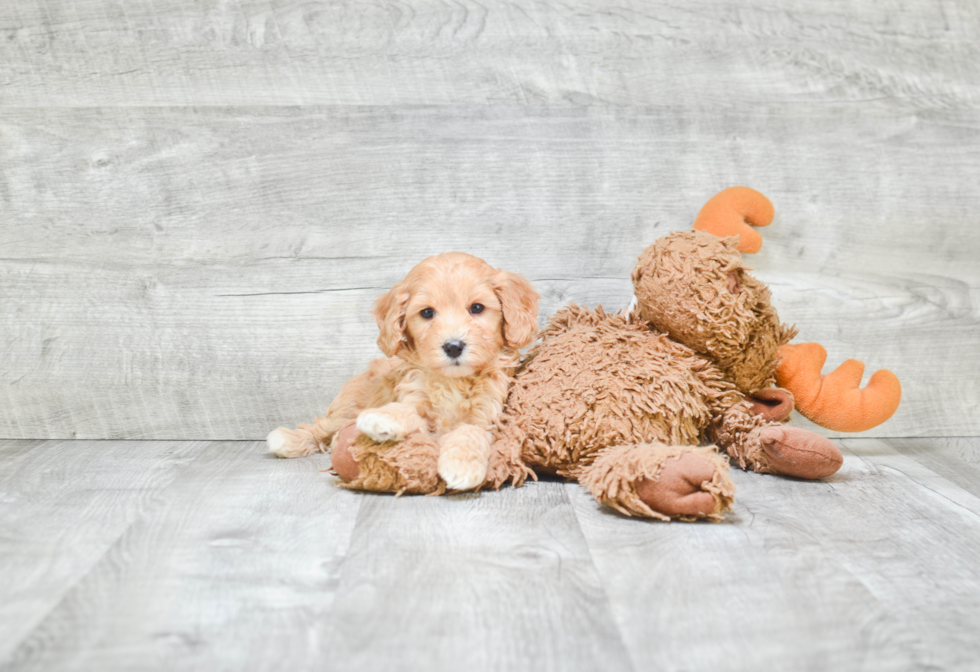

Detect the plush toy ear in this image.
[492,270,539,350]
[373,280,412,357]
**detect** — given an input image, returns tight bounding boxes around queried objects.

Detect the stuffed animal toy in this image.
[331,188,901,521]
[693,187,902,434]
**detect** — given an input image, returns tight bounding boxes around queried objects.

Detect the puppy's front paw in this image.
[356,411,405,443]
[267,427,318,458]
[438,448,489,491]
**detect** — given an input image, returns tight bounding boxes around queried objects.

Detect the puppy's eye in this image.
[420,308,435,319]
[469,303,485,315]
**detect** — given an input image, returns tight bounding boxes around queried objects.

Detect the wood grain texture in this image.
[2,104,977,439]
[571,436,980,671]
[3,437,980,670]
[0,440,631,671]
[1,0,978,108]
[0,439,362,671]
[321,484,633,671]
[886,436,980,498]
[0,439,204,663]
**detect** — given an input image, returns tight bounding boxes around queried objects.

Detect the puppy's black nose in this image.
[442,340,466,359]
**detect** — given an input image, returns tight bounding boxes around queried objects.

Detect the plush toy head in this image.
[631,231,797,395]
[681,185,901,432]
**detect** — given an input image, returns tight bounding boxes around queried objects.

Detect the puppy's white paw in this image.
[438,449,488,491]
[356,412,404,443]
[267,427,317,458]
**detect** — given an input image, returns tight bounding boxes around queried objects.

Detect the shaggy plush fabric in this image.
[336,423,529,495]
[493,304,744,480]
[338,432,444,496]
[486,231,845,520]
[632,232,797,394]
[709,401,779,473]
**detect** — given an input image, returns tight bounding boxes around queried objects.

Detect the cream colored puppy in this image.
[267,252,538,491]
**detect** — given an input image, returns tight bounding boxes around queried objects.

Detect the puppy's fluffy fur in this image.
[267,252,539,490]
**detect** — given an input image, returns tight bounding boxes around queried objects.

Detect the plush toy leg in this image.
[711,402,843,479]
[330,422,444,496]
[577,443,736,521]
[483,435,534,491]
[482,419,538,490]
[329,423,362,481]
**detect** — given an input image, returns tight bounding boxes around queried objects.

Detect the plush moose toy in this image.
[331,188,901,520]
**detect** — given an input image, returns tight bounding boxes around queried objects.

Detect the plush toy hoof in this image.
[745,388,794,423]
[757,426,842,479]
[330,422,361,482]
[635,453,724,518]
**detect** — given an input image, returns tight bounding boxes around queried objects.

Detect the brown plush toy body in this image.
[488,231,843,520]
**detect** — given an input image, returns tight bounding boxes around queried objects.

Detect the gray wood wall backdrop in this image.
[1,0,978,440]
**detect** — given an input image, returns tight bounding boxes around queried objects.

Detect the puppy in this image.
[267,252,539,491]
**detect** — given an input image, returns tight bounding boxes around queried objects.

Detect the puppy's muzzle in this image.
[442,340,466,360]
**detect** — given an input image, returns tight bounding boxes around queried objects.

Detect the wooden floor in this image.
[2,437,979,671]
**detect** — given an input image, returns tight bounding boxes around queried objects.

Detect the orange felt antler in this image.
[776,343,902,432]
[693,186,774,253]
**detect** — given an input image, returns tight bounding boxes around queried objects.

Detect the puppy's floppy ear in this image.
[492,270,539,350]
[373,280,411,357]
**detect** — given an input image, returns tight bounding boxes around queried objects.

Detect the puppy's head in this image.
[374,252,539,378]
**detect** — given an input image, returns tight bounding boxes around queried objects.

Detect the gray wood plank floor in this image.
[2,437,979,671]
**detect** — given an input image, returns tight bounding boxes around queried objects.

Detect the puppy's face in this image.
[374,253,539,378]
